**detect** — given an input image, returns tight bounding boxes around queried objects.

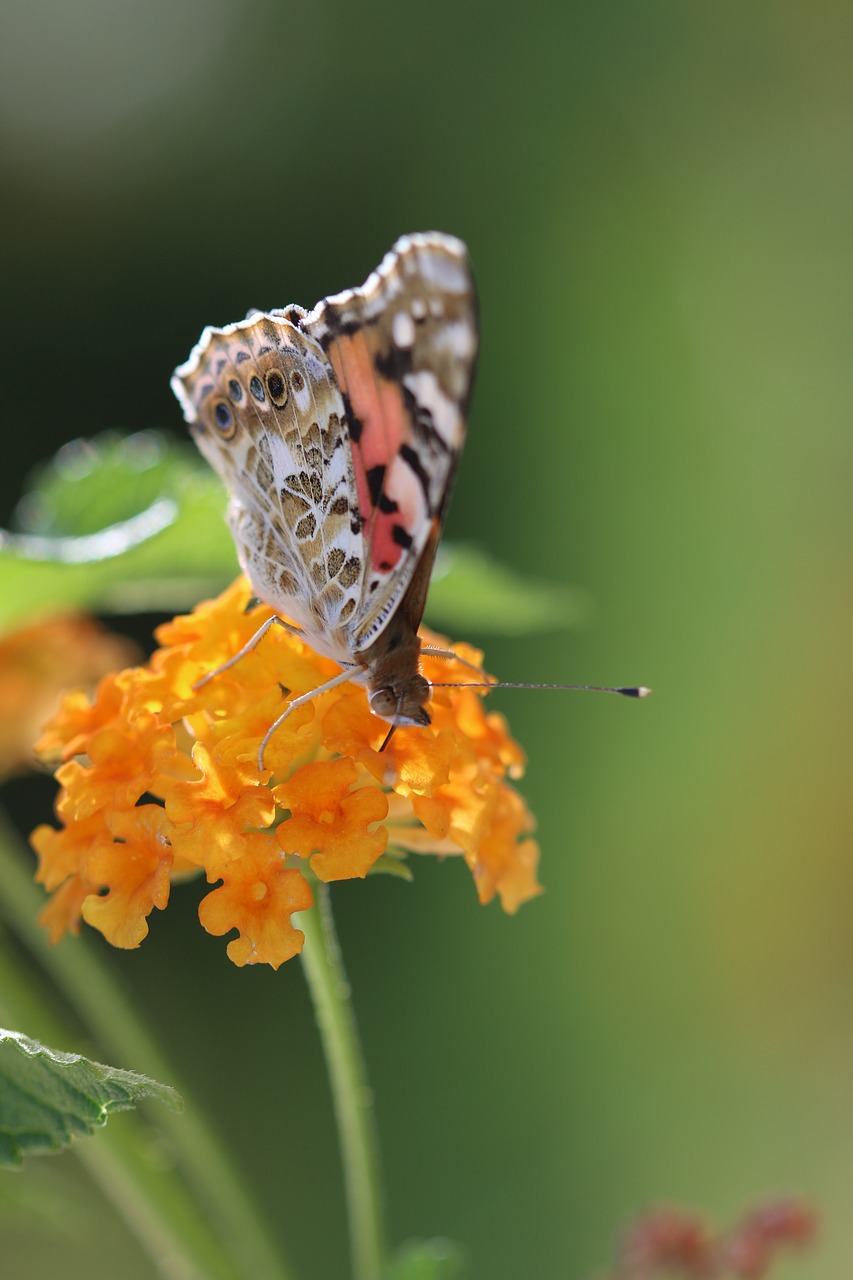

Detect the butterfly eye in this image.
[369,689,397,719]
[265,368,289,408]
[228,378,244,403]
[213,399,236,437]
[290,370,305,394]
[249,375,265,402]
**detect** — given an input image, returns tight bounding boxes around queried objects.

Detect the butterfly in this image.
[171,233,478,764]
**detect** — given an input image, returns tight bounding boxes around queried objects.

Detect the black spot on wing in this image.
[341,392,365,443]
[374,346,413,379]
[392,524,413,550]
[400,444,432,507]
[315,303,363,347]
[401,383,450,455]
[366,464,386,505]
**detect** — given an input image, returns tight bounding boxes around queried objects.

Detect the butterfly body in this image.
[171,233,477,730]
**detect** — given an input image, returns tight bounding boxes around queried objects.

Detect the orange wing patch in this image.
[325,330,424,576]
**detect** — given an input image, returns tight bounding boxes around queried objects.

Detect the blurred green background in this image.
[2,0,852,1276]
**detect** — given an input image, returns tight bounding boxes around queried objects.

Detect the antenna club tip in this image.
[620,686,653,698]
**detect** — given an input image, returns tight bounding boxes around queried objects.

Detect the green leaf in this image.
[18,432,192,538]
[385,1238,468,1280]
[0,431,236,631]
[0,1028,181,1169]
[425,544,588,635]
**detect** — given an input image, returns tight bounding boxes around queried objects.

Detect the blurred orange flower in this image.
[0,614,137,777]
[31,578,541,968]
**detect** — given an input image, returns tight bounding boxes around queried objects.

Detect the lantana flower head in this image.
[31,578,541,968]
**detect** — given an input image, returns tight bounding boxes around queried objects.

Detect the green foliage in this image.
[0,431,236,630]
[0,432,581,639]
[385,1238,468,1280]
[426,544,587,635]
[0,1029,181,1169]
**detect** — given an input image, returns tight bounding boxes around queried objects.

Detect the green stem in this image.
[298,884,386,1280]
[0,811,295,1280]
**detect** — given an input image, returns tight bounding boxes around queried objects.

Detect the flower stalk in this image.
[298,884,386,1280]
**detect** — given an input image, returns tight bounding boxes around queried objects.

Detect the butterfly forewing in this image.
[303,233,477,650]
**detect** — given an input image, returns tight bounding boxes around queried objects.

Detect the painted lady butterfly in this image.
[171,233,478,763]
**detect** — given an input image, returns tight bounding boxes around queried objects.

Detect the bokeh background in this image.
[1,1,852,1277]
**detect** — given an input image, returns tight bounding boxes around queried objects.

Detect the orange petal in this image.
[322,694,457,794]
[38,874,95,943]
[167,744,277,871]
[198,832,313,968]
[466,784,542,913]
[81,806,175,948]
[30,811,110,892]
[56,716,182,820]
[275,759,389,881]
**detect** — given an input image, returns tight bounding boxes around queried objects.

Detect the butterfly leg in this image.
[193,615,302,691]
[257,666,362,772]
[419,646,498,686]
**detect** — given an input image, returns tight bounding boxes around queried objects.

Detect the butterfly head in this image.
[368,674,431,727]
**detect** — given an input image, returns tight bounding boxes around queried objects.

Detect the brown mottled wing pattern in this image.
[171,312,366,665]
[300,233,478,651]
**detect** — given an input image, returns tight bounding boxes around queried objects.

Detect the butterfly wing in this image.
[171,312,367,663]
[171,232,477,667]
[300,232,478,651]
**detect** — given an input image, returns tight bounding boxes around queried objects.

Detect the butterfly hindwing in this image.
[171,314,367,659]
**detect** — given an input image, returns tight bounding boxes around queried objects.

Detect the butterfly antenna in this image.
[429,681,652,697]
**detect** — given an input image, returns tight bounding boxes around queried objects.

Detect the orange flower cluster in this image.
[0,614,136,778]
[31,579,541,968]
